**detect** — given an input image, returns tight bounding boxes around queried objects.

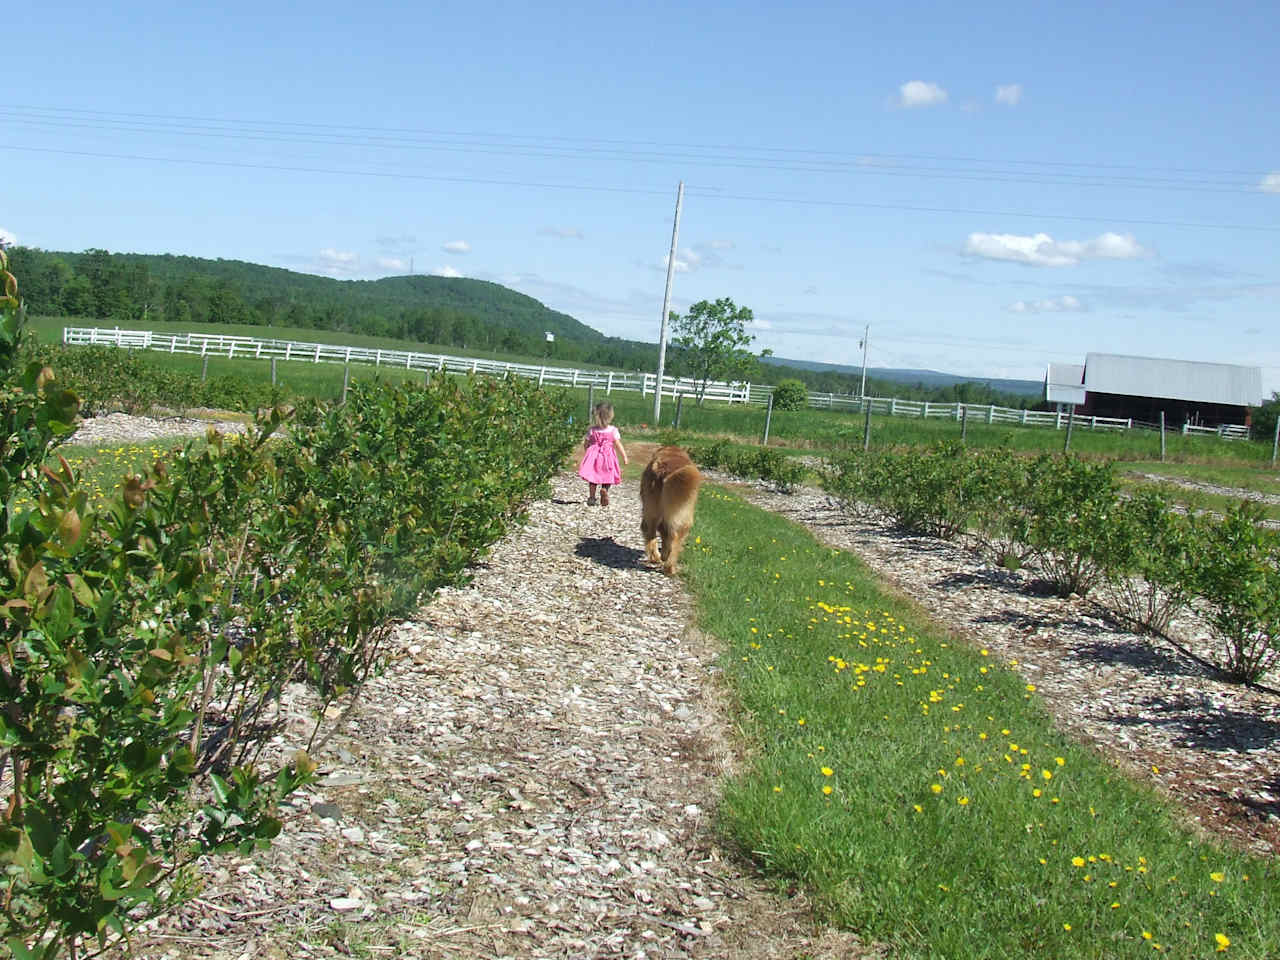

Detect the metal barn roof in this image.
[1045,363,1087,405]
[1083,353,1263,406]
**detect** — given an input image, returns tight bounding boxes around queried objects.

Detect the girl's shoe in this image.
[600,489,610,507]
[586,496,597,506]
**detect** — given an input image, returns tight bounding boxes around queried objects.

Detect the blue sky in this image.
[5,0,1278,392]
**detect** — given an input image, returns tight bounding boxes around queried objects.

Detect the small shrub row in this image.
[689,438,807,493]
[22,343,287,415]
[824,443,1280,682]
[1,255,577,958]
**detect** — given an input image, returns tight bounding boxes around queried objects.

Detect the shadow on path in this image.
[575,536,646,571]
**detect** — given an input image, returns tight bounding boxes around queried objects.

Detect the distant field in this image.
[37,315,1280,473]
[30,315,617,371]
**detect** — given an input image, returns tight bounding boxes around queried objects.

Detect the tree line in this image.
[9,245,1043,408]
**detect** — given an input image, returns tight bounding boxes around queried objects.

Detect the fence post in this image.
[1160,411,1166,461]
[674,393,685,430]
[201,356,209,382]
[762,391,774,445]
[342,363,351,403]
[424,367,431,386]
[587,384,594,422]
[988,404,995,424]
[862,396,872,452]
[1273,417,1279,467]
[1064,405,1075,452]
[271,357,277,386]
[961,406,968,443]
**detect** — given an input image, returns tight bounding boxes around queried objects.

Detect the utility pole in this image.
[858,324,869,400]
[653,181,684,424]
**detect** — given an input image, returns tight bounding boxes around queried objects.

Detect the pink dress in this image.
[578,426,622,485]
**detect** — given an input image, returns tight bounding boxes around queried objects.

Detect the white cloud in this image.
[0,226,16,248]
[376,256,407,271]
[1260,172,1280,194]
[963,231,1146,267]
[709,239,736,250]
[538,226,584,239]
[441,240,471,255]
[433,265,463,278]
[898,80,948,108]
[1008,295,1084,313]
[313,248,362,277]
[994,84,1023,106]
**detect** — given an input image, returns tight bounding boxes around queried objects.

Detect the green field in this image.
[38,315,1280,482]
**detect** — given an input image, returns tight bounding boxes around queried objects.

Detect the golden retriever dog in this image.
[640,445,703,576]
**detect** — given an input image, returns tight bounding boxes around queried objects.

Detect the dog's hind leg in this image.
[660,523,691,576]
[640,514,661,565]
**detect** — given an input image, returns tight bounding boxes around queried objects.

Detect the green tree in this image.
[670,297,766,405]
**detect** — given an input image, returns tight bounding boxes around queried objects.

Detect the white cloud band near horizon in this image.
[1008,295,1083,313]
[442,240,471,254]
[434,265,463,278]
[1261,172,1280,194]
[898,80,948,108]
[0,226,18,248]
[964,231,1146,267]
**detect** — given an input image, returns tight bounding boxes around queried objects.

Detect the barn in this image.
[1044,353,1263,429]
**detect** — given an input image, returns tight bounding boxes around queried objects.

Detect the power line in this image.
[8,103,1274,178]
[1,106,1274,194]
[3,142,1278,234]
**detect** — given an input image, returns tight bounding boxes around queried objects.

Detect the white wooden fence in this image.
[61,326,1250,438]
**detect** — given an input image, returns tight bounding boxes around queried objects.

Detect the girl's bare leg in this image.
[587,483,598,505]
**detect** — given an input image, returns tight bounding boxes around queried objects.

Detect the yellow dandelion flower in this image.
[1142,931,1153,940]
[822,785,832,795]
[1072,857,1085,867]
[821,766,833,776]
[1210,872,1225,883]
[913,804,922,813]
[930,784,943,794]
[957,797,969,806]
[1063,923,1071,931]
[1215,933,1230,951]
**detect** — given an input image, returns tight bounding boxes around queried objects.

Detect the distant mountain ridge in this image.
[762,354,1044,397]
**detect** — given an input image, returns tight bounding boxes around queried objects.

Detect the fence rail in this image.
[62,326,1253,439]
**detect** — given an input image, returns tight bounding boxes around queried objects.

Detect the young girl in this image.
[577,402,628,506]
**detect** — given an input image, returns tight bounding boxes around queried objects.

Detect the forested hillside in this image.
[10,245,1040,407]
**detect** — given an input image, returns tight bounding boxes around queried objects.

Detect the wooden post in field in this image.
[587,384,594,423]
[1272,417,1279,467]
[424,367,431,386]
[674,393,685,429]
[862,396,872,452]
[201,355,209,382]
[342,363,351,403]
[1160,411,1166,462]
[1064,404,1075,453]
[271,357,277,386]
[961,406,968,443]
[762,391,773,445]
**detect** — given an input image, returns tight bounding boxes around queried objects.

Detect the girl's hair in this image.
[590,402,615,429]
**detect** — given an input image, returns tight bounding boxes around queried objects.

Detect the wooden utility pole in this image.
[653,181,684,424]
[762,391,774,445]
[858,324,869,400]
[1064,404,1075,452]
[1160,411,1166,462]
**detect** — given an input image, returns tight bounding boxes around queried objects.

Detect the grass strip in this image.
[682,484,1279,959]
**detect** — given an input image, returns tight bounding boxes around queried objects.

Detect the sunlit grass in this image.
[681,485,1279,959]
